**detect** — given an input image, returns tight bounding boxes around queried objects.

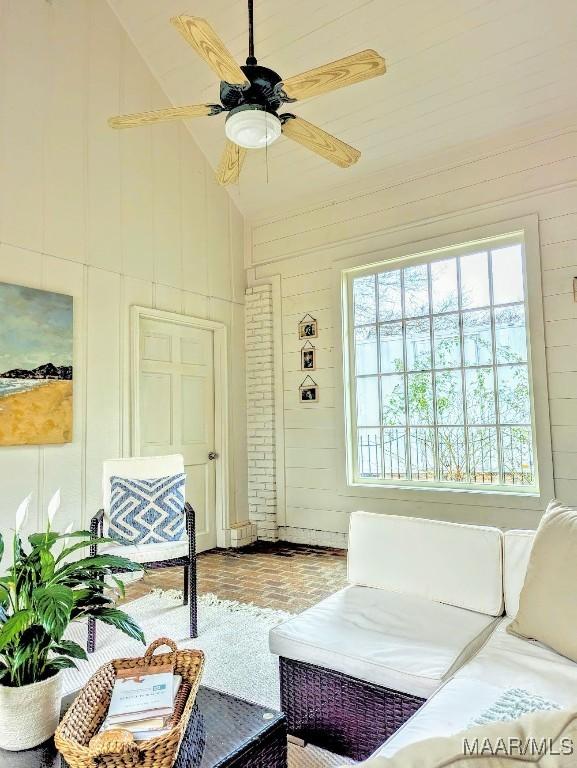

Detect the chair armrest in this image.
[90,509,105,556]
[185,503,196,559]
[90,509,104,536]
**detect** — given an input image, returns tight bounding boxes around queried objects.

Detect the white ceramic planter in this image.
[0,672,62,751]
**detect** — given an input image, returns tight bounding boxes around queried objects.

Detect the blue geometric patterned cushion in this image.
[108,474,186,545]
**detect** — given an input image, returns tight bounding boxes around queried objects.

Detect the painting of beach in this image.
[0,283,73,445]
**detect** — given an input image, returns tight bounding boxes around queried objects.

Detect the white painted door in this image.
[136,316,217,552]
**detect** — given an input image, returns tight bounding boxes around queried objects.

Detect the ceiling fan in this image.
[109,1,386,186]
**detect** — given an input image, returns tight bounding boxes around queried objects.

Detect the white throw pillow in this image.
[507,499,577,662]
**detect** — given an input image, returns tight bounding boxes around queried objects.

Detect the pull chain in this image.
[265,116,269,184]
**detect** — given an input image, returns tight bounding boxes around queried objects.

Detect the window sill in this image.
[349,479,539,497]
[340,478,547,511]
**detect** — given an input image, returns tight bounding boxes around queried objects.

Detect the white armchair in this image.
[87,454,197,653]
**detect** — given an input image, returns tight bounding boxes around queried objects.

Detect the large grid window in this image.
[348,235,537,492]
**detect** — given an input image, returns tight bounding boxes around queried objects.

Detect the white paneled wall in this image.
[0,0,247,542]
[249,116,577,542]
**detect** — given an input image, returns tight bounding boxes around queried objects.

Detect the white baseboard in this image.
[278,526,348,549]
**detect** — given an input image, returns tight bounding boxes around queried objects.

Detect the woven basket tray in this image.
[55,637,204,768]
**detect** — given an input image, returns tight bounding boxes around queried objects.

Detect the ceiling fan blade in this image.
[171,15,248,86]
[109,104,218,129]
[216,140,247,185]
[281,117,360,168]
[281,49,386,102]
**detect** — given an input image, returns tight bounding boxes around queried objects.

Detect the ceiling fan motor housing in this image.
[220,65,284,113]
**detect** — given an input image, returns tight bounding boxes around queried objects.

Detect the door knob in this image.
[208,451,218,460]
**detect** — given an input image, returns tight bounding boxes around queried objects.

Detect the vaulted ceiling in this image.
[108,0,577,221]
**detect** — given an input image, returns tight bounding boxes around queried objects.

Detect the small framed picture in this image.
[298,317,318,339]
[299,385,319,403]
[301,346,316,371]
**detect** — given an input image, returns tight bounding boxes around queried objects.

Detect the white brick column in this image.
[245,284,278,541]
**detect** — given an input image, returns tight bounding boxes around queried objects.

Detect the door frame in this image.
[130,305,230,548]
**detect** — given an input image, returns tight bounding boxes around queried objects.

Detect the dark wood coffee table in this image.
[0,687,287,768]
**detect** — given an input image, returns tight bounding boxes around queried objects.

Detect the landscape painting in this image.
[0,283,73,445]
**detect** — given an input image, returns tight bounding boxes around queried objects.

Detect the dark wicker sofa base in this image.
[279,657,426,761]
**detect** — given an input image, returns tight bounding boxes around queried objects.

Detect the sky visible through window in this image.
[351,240,535,489]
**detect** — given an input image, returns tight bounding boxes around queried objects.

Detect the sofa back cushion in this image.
[347,511,503,615]
[503,530,535,618]
[506,500,577,662]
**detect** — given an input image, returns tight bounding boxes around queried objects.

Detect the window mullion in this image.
[400,269,411,481]
[349,278,360,483]
[374,277,384,480]
[428,264,440,482]
[456,256,471,483]
[488,249,504,485]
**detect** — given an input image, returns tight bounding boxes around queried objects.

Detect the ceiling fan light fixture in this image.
[225,105,281,149]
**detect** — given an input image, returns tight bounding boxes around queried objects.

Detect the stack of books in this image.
[100,668,191,741]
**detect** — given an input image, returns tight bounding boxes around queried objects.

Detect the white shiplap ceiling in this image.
[107,0,577,221]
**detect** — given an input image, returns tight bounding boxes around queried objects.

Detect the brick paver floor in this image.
[125,541,347,614]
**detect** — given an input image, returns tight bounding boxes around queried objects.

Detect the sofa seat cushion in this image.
[100,539,188,565]
[377,622,577,759]
[269,585,498,698]
[454,620,577,705]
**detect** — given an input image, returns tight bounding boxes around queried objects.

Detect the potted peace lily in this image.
[0,492,145,751]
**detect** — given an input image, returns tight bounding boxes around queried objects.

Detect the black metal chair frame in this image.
[87,502,198,653]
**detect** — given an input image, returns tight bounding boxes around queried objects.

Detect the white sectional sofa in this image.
[269,512,577,762]
[374,528,577,761]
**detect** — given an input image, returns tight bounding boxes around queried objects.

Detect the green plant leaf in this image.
[11,626,52,683]
[51,639,87,661]
[0,532,4,564]
[110,576,126,599]
[44,656,78,673]
[32,585,74,640]
[55,530,93,539]
[0,610,33,651]
[10,643,32,673]
[61,574,108,588]
[73,592,112,608]
[55,537,115,564]
[70,588,91,604]
[28,532,59,550]
[18,624,51,652]
[40,549,55,581]
[56,554,143,580]
[90,606,145,644]
[0,583,9,608]
[70,594,114,621]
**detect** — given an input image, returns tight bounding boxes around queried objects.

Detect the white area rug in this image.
[63,591,354,767]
